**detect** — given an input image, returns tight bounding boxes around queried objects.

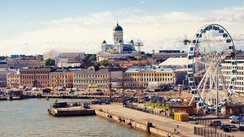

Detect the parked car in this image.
[209,121,221,127]
[138,98,145,103]
[24,87,32,91]
[57,86,65,91]
[229,125,239,131]
[220,124,239,132]
[229,115,240,123]
[32,87,39,91]
[42,88,51,93]
[220,124,230,129]
[223,126,231,132]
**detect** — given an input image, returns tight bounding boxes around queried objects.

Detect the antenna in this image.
[135,39,143,52]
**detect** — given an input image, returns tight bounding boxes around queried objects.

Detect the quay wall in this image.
[95,109,179,137]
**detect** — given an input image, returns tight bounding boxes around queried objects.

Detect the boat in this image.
[48,101,96,116]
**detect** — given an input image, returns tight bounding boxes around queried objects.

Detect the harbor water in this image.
[0,99,148,137]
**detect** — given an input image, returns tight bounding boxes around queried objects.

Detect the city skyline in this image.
[0,0,244,55]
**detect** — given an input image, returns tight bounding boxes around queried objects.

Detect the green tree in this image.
[45,58,55,66]
[100,60,109,66]
[94,60,109,69]
[83,54,96,62]
[88,54,96,61]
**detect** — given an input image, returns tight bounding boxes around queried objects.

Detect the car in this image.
[209,121,221,127]
[220,124,239,132]
[42,88,51,93]
[220,124,231,129]
[176,99,182,103]
[229,115,240,123]
[32,87,39,91]
[229,125,239,131]
[223,126,231,132]
[57,86,65,91]
[24,87,32,91]
[138,98,145,103]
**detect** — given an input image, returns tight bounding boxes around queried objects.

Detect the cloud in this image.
[1,5,244,55]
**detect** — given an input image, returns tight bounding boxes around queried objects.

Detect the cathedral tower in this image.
[113,23,123,44]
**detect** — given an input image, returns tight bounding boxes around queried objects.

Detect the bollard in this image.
[146,121,153,134]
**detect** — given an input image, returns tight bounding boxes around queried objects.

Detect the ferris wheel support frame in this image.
[187,24,239,114]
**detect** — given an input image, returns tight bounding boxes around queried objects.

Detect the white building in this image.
[55,52,85,67]
[44,50,85,67]
[97,23,138,61]
[55,58,81,68]
[221,59,244,93]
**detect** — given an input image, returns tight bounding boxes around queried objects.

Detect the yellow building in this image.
[7,73,20,88]
[125,66,179,89]
[49,71,73,88]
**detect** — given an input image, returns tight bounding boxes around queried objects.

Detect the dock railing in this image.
[194,126,234,137]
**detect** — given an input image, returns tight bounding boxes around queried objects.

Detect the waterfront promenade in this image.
[91,104,202,137]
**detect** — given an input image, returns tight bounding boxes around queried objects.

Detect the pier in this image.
[48,106,96,116]
[91,104,202,137]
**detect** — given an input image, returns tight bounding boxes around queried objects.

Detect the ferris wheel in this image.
[187,24,239,114]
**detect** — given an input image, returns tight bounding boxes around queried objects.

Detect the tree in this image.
[83,54,96,62]
[45,58,55,66]
[88,54,96,61]
[94,60,109,69]
[99,60,109,66]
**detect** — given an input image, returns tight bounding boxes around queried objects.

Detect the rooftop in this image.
[159,58,188,67]
[125,66,175,73]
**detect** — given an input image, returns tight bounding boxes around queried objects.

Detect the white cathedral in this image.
[97,23,138,61]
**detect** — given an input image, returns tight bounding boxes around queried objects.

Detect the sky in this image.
[0,0,244,55]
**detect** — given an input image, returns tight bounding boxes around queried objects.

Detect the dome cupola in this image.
[114,23,123,31]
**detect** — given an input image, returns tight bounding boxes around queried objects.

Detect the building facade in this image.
[153,50,187,61]
[125,66,175,88]
[49,71,73,88]
[221,59,244,93]
[73,67,109,89]
[124,66,186,89]
[7,73,20,88]
[113,59,155,68]
[19,68,50,87]
[0,68,17,87]
[7,59,44,69]
[73,67,123,89]
[55,52,85,67]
